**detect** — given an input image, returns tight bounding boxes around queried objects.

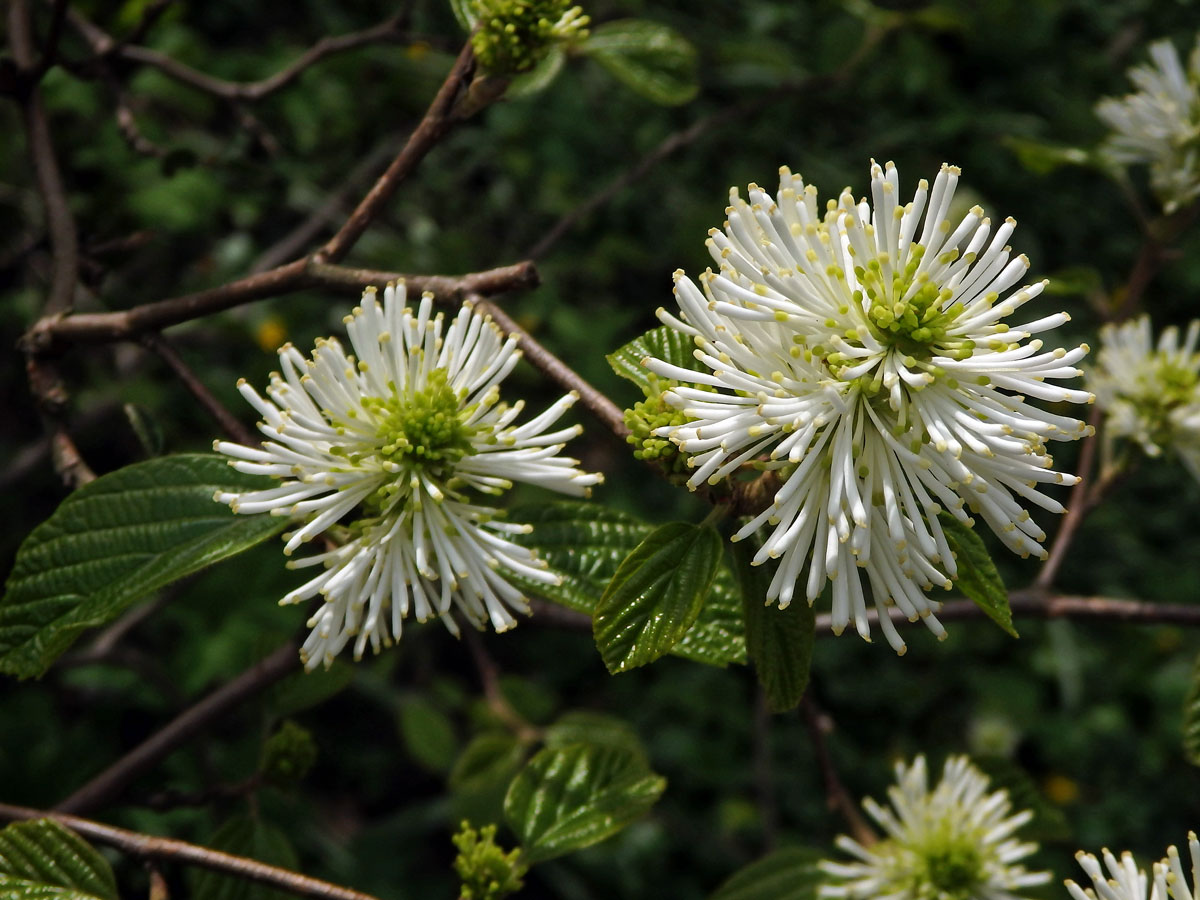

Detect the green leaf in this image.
[0,819,117,900]
[190,815,299,900]
[398,695,459,773]
[449,732,529,827]
[606,325,703,394]
[450,732,528,795]
[507,501,653,614]
[1044,266,1104,298]
[504,743,666,863]
[0,454,289,679]
[1183,651,1200,767]
[938,513,1017,638]
[509,502,745,666]
[709,846,824,900]
[266,661,355,719]
[544,711,649,766]
[673,564,747,667]
[733,543,814,712]
[580,19,699,106]
[507,45,566,97]
[1004,136,1091,175]
[593,523,723,673]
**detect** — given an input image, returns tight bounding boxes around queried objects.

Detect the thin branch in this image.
[800,695,877,846]
[27,261,538,348]
[308,261,539,299]
[313,41,480,265]
[813,590,1200,635]
[529,591,1200,635]
[10,0,79,316]
[140,333,254,444]
[1035,405,1102,589]
[250,135,405,274]
[65,8,409,103]
[470,293,630,440]
[462,628,540,743]
[56,641,298,815]
[0,803,379,900]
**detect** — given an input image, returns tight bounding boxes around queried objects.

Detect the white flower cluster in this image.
[1089,316,1200,481]
[1096,36,1200,214]
[646,161,1092,652]
[215,284,601,670]
[1067,833,1200,900]
[819,755,1050,900]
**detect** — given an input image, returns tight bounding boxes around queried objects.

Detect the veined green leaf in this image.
[939,513,1017,638]
[709,846,824,900]
[593,522,723,673]
[509,501,745,666]
[544,710,649,766]
[0,820,117,900]
[504,743,666,863]
[507,501,652,613]
[733,543,814,712]
[606,325,702,394]
[581,19,699,106]
[0,454,288,679]
[673,563,746,666]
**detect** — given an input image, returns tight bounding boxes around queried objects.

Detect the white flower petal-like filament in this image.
[1097,36,1200,213]
[215,281,602,670]
[1089,315,1200,478]
[820,755,1051,900]
[649,161,1091,651]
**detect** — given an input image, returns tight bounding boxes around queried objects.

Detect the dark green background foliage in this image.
[4,0,1200,897]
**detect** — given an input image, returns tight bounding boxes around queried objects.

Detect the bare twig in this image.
[140,333,254,444]
[250,135,405,274]
[309,261,539,298]
[529,591,1200,636]
[800,695,877,846]
[0,803,379,900]
[1035,405,1103,590]
[65,8,408,103]
[56,641,298,815]
[813,590,1200,635]
[462,628,540,743]
[28,261,538,347]
[313,41,480,265]
[10,0,79,315]
[470,293,630,440]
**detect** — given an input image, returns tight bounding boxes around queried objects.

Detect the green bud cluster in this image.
[623,378,701,481]
[452,821,527,900]
[365,368,479,469]
[260,720,318,786]
[470,0,589,76]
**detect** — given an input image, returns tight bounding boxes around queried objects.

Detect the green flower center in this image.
[914,840,984,900]
[855,245,971,361]
[365,368,479,469]
[1117,355,1200,447]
